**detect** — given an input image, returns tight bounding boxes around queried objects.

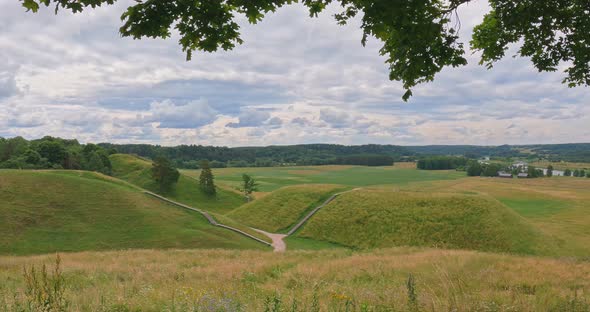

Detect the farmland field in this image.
[181,164,464,192]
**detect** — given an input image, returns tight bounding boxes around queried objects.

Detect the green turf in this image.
[110,154,245,214]
[283,236,345,250]
[295,190,558,255]
[0,170,267,255]
[498,198,569,217]
[182,166,464,192]
[227,184,346,233]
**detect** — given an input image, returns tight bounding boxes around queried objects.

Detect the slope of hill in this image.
[227,184,345,233]
[295,190,557,255]
[0,170,266,255]
[110,154,245,214]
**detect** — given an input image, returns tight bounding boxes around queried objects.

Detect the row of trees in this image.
[100,143,408,168]
[0,136,114,175]
[417,156,468,170]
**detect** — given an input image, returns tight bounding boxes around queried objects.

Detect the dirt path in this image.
[144,191,272,248]
[251,188,362,252]
[252,229,287,252]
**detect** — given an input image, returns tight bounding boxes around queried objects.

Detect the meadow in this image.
[1,248,589,311]
[3,156,590,311]
[181,163,465,192]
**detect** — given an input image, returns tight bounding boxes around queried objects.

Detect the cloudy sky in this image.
[0,1,588,146]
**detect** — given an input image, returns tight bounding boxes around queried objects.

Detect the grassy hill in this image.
[110,154,245,214]
[295,189,558,255]
[227,184,345,233]
[0,170,266,255]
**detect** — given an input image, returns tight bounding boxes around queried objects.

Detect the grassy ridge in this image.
[0,170,266,255]
[2,248,589,311]
[296,190,557,255]
[227,184,345,233]
[110,154,245,214]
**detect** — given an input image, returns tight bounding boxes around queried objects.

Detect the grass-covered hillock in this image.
[227,184,345,233]
[296,190,557,255]
[110,154,244,214]
[0,170,266,255]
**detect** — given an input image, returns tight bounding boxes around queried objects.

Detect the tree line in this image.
[0,136,114,175]
[416,156,468,170]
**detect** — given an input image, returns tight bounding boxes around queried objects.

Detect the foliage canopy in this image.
[20,0,590,100]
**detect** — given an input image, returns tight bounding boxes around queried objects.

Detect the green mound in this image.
[227,184,345,233]
[295,190,557,255]
[0,170,266,255]
[110,154,244,214]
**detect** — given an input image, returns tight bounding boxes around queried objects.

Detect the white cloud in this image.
[0,0,588,146]
[140,99,218,129]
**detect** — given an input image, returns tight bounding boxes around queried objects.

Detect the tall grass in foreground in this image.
[0,250,590,312]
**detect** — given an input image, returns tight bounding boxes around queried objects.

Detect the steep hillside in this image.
[0,170,266,255]
[110,154,244,214]
[295,190,558,255]
[227,184,345,233]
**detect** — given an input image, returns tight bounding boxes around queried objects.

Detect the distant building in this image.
[541,168,565,176]
[498,172,513,178]
[511,161,528,171]
[517,173,529,178]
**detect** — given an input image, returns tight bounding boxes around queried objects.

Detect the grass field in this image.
[227,184,346,233]
[111,154,246,214]
[294,189,557,255]
[2,248,589,311]
[181,165,464,192]
[0,170,266,255]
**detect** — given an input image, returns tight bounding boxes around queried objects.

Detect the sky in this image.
[0,0,588,147]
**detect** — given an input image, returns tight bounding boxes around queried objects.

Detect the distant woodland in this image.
[1,136,589,170]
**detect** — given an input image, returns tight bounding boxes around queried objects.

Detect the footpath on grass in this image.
[254,188,361,252]
[144,191,272,248]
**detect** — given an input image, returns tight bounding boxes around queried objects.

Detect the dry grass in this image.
[1,248,589,311]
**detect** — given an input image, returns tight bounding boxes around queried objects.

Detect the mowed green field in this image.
[111,154,245,214]
[181,164,464,192]
[0,170,266,255]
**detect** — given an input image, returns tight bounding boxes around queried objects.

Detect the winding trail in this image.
[144,191,272,248]
[253,188,361,252]
[145,187,360,252]
[252,229,287,252]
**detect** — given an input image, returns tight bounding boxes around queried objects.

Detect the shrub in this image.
[22,255,68,312]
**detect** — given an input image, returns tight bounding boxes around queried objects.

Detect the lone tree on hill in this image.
[20,0,590,101]
[151,156,180,192]
[241,174,259,202]
[199,160,216,196]
[546,165,553,177]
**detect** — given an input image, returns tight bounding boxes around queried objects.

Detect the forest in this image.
[2,137,590,170]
